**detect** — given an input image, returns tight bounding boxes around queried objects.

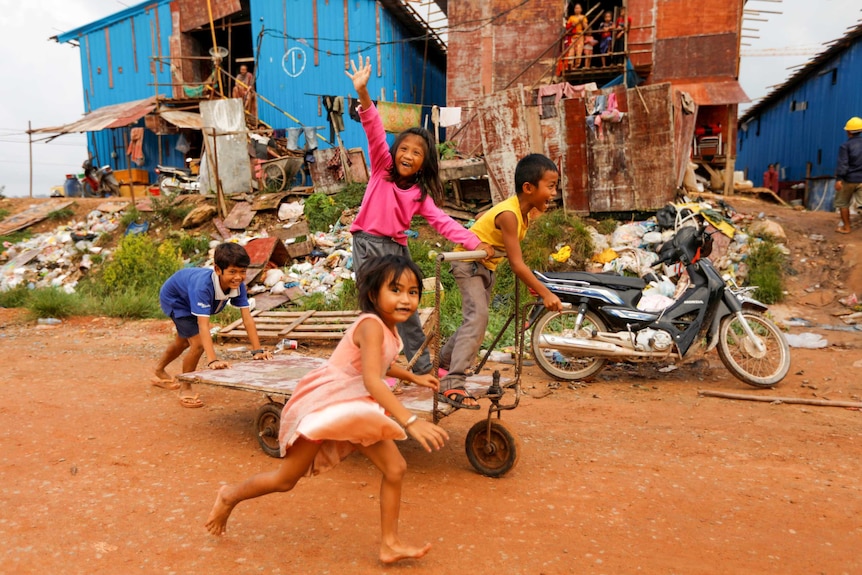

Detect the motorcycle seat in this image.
[538,271,646,290]
[157,165,191,175]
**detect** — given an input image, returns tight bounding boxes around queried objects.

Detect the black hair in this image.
[566,1,582,17]
[356,255,424,314]
[214,242,250,270]
[514,153,559,195]
[387,127,446,206]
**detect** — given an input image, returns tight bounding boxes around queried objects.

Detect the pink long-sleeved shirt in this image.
[349,103,481,249]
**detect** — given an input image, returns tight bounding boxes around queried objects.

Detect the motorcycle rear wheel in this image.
[717,311,790,388]
[531,309,608,381]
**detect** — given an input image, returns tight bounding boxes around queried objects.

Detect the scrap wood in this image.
[733,186,790,207]
[95,200,131,213]
[252,191,291,211]
[0,200,75,235]
[212,217,231,240]
[698,389,862,409]
[223,201,256,230]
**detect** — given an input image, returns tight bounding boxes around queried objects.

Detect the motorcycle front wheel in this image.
[158,175,182,195]
[717,311,790,388]
[531,309,608,381]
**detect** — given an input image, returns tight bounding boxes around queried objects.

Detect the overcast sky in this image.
[0,0,860,198]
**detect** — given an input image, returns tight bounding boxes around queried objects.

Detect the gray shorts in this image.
[835,181,862,209]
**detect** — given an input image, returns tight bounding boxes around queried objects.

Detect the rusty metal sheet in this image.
[223,201,255,230]
[0,200,75,235]
[671,79,750,106]
[672,90,698,187]
[587,89,636,213]
[307,148,369,195]
[477,87,535,204]
[656,1,741,39]
[159,110,204,129]
[652,34,739,81]
[560,98,590,213]
[178,0,241,32]
[33,97,157,134]
[626,84,678,211]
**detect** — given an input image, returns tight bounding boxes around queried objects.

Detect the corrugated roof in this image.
[54,0,172,43]
[160,110,204,130]
[740,22,862,123]
[673,79,750,106]
[33,97,157,134]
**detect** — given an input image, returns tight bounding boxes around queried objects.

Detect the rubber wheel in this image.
[254,402,284,458]
[531,309,608,381]
[717,311,790,388]
[465,420,520,477]
[263,163,287,192]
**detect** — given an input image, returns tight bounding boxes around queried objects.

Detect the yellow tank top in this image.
[457,194,527,271]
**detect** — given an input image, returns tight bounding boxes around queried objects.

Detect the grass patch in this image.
[746,238,785,304]
[119,206,145,229]
[93,290,163,319]
[0,285,31,308]
[304,183,367,233]
[0,229,32,245]
[25,287,81,319]
[150,192,192,224]
[211,305,242,326]
[47,207,75,221]
[167,231,211,260]
[296,279,358,312]
[0,208,10,220]
[596,217,618,235]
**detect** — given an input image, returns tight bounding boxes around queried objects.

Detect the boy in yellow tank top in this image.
[438,154,564,409]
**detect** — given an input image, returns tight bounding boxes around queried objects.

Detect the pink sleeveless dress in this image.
[278,313,406,475]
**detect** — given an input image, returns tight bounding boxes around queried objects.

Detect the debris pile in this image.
[1,209,121,293]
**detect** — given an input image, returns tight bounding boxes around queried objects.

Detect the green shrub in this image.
[26,287,81,319]
[747,239,785,304]
[0,230,32,245]
[150,192,192,224]
[0,208,10,220]
[99,233,183,295]
[168,231,211,260]
[94,290,164,319]
[47,207,75,221]
[297,279,358,312]
[304,184,366,233]
[0,285,31,308]
[119,207,145,229]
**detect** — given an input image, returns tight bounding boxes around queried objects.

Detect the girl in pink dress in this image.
[205,255,449,565]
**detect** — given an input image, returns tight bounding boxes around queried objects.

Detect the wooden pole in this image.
[211,128,228,218]
[699,389,862,409]
[27,120,33,198]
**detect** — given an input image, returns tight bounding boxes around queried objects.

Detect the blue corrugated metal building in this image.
[736,23,862,208]
[53,0,446,183]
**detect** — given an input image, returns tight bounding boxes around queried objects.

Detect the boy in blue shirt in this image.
[154,242,271,407]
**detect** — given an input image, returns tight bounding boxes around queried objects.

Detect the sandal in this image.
[150,377,180,390]
[179,394,204,408]
[438,387,480,410]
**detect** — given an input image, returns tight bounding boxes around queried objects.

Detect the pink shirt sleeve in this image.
[358,103,392,175]
[417,196,481,250]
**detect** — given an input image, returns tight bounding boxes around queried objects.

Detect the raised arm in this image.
[346,55,391,173]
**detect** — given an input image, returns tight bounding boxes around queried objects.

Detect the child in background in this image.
[614,7,632,63]
[437,155,564,409]
[205,255,449,564]
[558,3,589,74]
[583,33,598,69]
[598,11,615,67]
[155,242,272,408]
[346,55,493,376]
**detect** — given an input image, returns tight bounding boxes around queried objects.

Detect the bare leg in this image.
[358,441,431,564]
[155,335,189,381]
[205,437,321,535]
[839,207,852,233]
[178,335,205,397]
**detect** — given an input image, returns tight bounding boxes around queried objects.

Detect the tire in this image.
[254,402,284,458]
[465,420,520,478]
[531,309,608,381]
[263,163,287,192]
[716,311,790,388]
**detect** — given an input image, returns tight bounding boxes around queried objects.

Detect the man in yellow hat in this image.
[835,116,862,234]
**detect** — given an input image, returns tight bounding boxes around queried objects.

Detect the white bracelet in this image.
[403,415,418,428]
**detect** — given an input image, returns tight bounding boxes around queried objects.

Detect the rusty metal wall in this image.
[178,0,242,32]
[653,33,739,81]
[625,83,678,211]
[476,87,533,203]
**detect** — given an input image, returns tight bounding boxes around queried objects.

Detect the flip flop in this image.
[438,387,480,410]
[150,377,180,390]
[179,394,204,408]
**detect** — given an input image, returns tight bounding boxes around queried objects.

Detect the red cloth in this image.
[127,127,144,167]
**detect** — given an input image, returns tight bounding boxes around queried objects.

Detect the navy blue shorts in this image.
[171,314,201,339]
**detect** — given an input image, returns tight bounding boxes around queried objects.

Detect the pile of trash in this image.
[1,209,121,293]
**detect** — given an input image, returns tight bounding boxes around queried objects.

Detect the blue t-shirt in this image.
[159,267,249,318]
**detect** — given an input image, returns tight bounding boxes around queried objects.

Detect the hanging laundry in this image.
[322,96,345,143]
[376,101,422,133]
[127,127,145,166]
[438,106,462,127]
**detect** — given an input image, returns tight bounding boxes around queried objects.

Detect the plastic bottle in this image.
[37,318,62,325]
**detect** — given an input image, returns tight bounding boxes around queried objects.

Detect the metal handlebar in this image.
[434,250,504,262]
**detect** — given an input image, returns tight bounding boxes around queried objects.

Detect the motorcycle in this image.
[81,156,120,197]
[527,219,791,388]
[156,161,200,195]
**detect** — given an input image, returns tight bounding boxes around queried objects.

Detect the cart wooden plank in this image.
[177,354,513,418]
[223,201,255,229]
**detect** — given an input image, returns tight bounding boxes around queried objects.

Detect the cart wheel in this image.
[465,420,521,477]
[255,402,284,458]
[263,163,287,192]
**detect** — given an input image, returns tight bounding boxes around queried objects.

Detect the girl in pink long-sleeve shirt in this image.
[346,56,492,375]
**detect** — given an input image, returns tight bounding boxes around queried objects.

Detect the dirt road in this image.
[1,304,861,574]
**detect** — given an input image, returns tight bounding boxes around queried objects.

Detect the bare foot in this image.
[205,485,236,536]
[379,541,432,564]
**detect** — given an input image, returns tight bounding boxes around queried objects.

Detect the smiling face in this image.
[216,265,246,292]
[525,169,559,213]
[371,270,420,328]
[393,134,427,180]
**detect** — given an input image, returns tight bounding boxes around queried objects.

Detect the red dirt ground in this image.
[1,195,861,574]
